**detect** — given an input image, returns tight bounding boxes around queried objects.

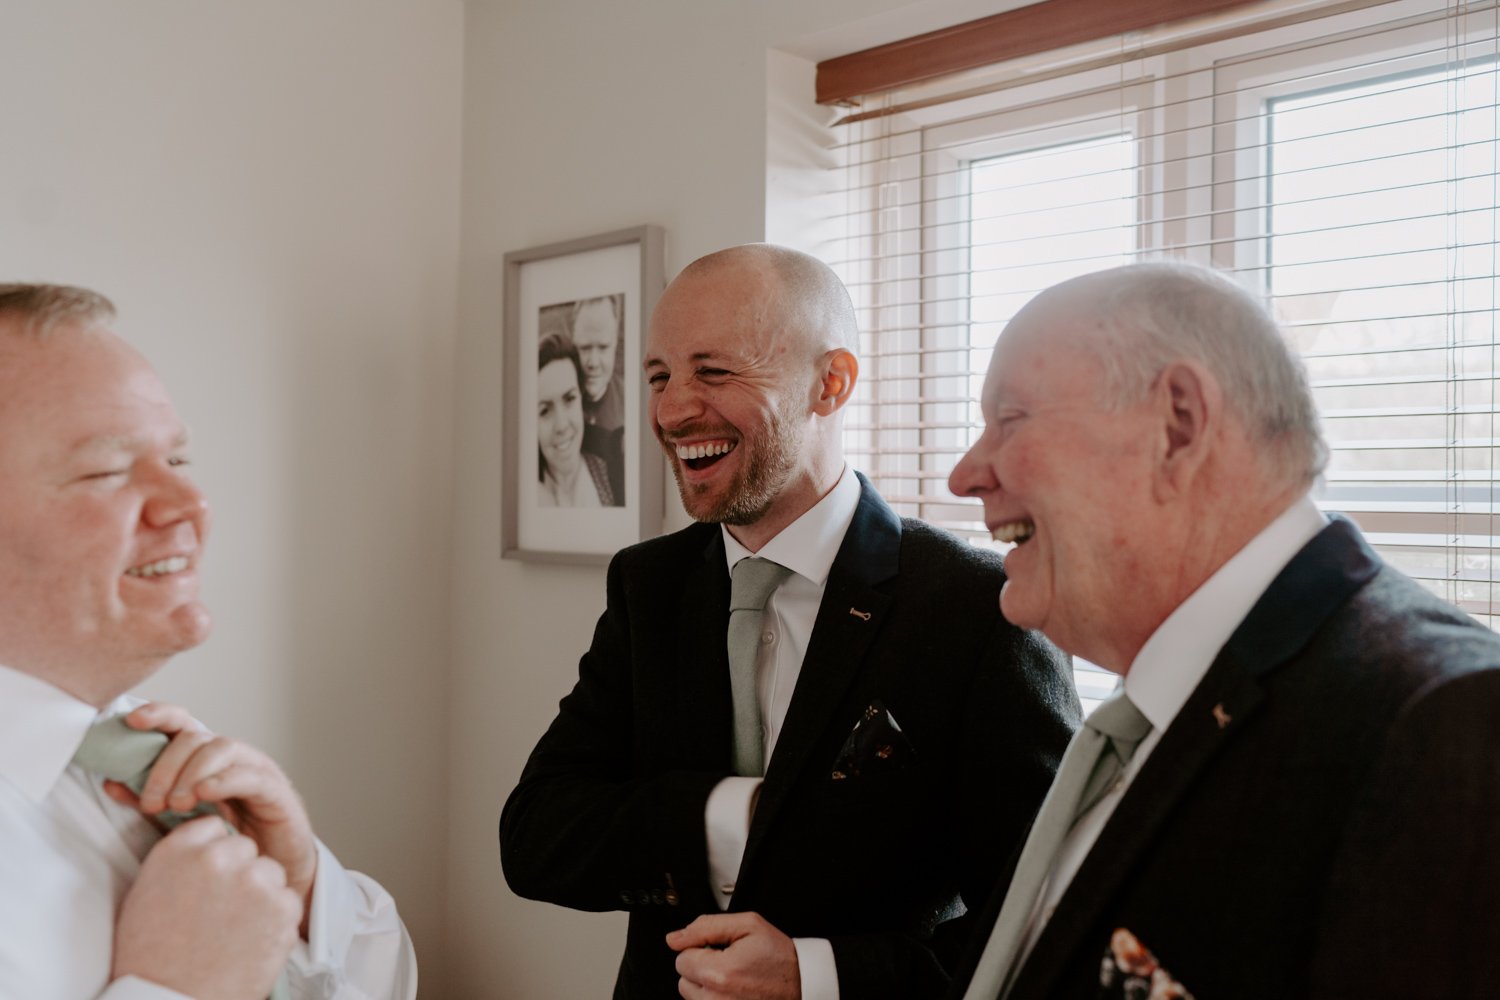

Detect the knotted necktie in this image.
[727,557,793,777]
[73,715,218,827]
[963,692,1153,999]
[72,716,293,1000]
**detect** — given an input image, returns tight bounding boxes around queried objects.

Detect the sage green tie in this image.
[963,692,1152,999]
[73,716,294,1000]
[727,557,793,777]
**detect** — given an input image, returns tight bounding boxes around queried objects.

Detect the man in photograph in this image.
[0,284,417,999]
[947,261,1500,998]
[502,244,1079,999]
[573,293,625,433]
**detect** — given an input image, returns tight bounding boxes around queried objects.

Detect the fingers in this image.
[130,712,287,820]
[102,778,141,810]
[668,913,800,1000]
[158,818,294,899]
[116,814,301,998]
[125,702,197,736]
[667,912,758,951]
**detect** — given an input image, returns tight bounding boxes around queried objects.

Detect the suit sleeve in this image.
[828,621,1081,999]
[1310,667,1500,999]
[499,549,723,915]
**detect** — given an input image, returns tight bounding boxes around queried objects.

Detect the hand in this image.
[102,702,319,927]
[113,814,301,1000]
[667,912,801,1000]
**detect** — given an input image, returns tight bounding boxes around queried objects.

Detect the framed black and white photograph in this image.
[502,225,666,563]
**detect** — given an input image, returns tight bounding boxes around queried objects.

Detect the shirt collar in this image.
[1124,495,1327,731]
[721,466,861,586]
[0,664,121,803]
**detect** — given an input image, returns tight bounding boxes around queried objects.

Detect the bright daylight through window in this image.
[827,0,1500,708]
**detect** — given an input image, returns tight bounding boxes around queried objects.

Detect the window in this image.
[826,0,1500,707]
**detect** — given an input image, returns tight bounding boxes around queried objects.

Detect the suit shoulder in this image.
[610,521,718,574]
[1344,565,1500,677]
[896,516,1006,581]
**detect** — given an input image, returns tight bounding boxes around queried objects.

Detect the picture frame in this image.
[502,225,666,564]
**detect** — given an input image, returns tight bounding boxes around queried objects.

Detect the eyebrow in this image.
[643,351,727,370]
[73,428,192,454]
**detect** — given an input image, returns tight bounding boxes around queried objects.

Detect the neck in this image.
[726,456,846,553]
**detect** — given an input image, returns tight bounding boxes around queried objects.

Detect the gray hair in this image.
[0,283,115,336]
[1081,261,1327,486]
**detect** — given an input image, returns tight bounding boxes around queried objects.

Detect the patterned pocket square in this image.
[830,700,916,780]
[1098,928,1194,1000]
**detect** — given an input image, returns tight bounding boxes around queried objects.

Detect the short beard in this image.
[667,398,806,525]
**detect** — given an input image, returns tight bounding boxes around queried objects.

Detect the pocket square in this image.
[1098,928,1194,1000]
[830,700,916,780]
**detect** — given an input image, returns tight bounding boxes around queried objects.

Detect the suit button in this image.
[619,891,635,905]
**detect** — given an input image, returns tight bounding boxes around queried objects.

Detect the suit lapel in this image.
[675,529,735,772]
[1012,517,1381,997]
[738,476,901,877]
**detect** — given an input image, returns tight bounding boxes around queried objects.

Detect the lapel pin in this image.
[849,608,872,621]
[1212,703,1232,729]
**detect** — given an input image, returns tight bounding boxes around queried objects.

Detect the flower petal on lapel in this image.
[1098,928,1195,1000]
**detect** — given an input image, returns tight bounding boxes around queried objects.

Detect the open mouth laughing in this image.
[675,439,736,472]
[124,556,190,579]
[991,520,1035,545]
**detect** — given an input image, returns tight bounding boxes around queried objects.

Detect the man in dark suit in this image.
[501,244,1080,999]
[947,260,1500,999]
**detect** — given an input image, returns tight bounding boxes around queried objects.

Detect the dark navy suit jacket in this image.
[501,475,1080,998]
[952,517,1500,999]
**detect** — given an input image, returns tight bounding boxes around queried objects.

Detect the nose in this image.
[651,376,702,433]
[948,434,997,499]
[142,463,211,534]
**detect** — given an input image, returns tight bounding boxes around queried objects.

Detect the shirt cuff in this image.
[793,937,840,1000]
[704,776,761,910]
[98,976,193,1000]
[285,839,417,999]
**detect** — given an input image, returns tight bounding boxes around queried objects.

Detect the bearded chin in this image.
[670,407,805,526]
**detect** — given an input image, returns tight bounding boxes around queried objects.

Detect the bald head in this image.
[675,243,860,357]
[645,244,861,549]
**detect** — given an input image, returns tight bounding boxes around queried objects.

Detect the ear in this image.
[812,349,859,416]
[1152,359,1219,501]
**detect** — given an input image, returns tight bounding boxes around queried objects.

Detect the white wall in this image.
[0,2,464,994]
[3,0,1037,995]
[450,0,1026,994]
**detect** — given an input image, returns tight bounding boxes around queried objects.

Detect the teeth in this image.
[991,521,1035,544]
[675,440,735,461]
[126,556,189,578]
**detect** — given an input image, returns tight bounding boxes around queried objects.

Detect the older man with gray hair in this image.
[948,261,1500,999]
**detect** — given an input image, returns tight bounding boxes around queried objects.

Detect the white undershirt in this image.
[0,664,417,999]
[703,465,861,1000]
[1013,495,1327,964]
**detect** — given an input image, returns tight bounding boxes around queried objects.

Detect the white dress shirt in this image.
[702,466,861,1000]
[1013,495,1327,964]
[0,664,417,999]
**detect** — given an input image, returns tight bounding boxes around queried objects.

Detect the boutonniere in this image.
[1098,928,1195,999]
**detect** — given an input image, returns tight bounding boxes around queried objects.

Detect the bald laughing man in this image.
[501,244,1080,1000]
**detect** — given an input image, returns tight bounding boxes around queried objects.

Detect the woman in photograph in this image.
[537,330,619,507]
